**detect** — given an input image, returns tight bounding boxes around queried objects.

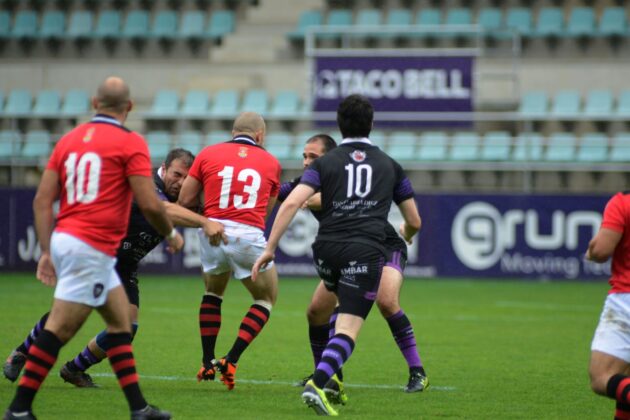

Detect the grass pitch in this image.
[0,273,613,419]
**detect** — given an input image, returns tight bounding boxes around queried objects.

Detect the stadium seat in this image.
[583,90,613,118]
[369,130,386,149]
[519,91,548,118]
[551,90,581,117]
[442,8,472,38]
[12,10,38,40]
[512,133,543,161]
[179,10,205,40]
[287,10,323,41]
[240,89,268,115]
[21,130,51,158]
[40,10,65,41]
[533,8,565,38]
[269,90,301,118]
[206,10,235,40]
[148,90,179,118]
[265,131,294,160]
[206,130,231,145]
[209,90,239,117]
[386,9,412,27]
[503,8,533,38]
[0,130,20,158]
[177,131,203,155]
[151,10,177,40]
[319,9,352,40]
[414,8,441,39]
[122,10,150,40]
[450,132,479,161]
[94,10,121,40]
[4,89,32,116]
[180,90,209,118]
[577,133,608,162]
[416,131,447,161]
[387,131,417,160]
[598,8,627,38]
[32,90,61,117]
[477,8,503,37]
[61,89,89,116]
[353,9,381,38]
[610,133,630,162]
[145,131,172,159]
[0,11,10,41]
[566,7,595,38]
[66,11,93,39]
[544,133,576,161]
[616,90,630,117]
[480,131,511,161]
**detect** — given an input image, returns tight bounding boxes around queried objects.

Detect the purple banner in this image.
[0,188,612,281]
[313,55,474,127]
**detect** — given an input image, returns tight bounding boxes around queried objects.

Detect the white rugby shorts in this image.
[51,232,122,307]
[198,218,273,280]
[591,293,630,363]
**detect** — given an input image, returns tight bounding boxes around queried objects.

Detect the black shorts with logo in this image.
[312,240,385,319]
[116,267,140,307]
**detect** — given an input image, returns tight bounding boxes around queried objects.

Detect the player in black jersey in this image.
[253,95,422,416]
[3,149,226,387]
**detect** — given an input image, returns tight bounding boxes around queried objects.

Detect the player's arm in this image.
[265,196,278,220]
[304,193,322,211]
[33,169,61,285]
[397,197,421,245]
[163,202,227,246]
[178,175,202,210]
[586,228,622,263]
[129,175,183,253]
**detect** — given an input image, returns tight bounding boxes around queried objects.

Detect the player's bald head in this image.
[94,76,131,115]
[232,112,266,140]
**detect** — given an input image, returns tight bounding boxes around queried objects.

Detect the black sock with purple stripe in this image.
[16,312,50,354]
[312,333,355,389]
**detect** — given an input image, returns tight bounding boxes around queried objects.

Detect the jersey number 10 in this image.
[344,163,372,198]
[64,152,102,204]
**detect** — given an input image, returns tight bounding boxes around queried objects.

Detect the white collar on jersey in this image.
[91,114,122,125]
[341,137,372,145]
[233,135,257,145]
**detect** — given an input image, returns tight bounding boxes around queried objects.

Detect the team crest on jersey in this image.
[350,150,366,163]
[238,147,248,158]
[83,127,95,143]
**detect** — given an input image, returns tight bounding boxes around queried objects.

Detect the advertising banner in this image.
[0,189,611,281]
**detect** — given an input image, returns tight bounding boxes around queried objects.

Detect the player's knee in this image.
[375,297,399,318]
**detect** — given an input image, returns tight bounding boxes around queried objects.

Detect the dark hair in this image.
[306,134,337,153]
[165,148,194,169]
[336,94,373,139]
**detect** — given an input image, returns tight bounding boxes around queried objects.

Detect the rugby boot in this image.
[130,405,171,420]
[196,363,215,382]
[3,350,26,382]
[405,369,429,393]
[212,358,236,390]
[302,379,338,416]
[323,374,348,405]
[60,362,98,388]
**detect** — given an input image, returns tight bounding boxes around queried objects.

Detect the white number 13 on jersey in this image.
[218,166,261,209]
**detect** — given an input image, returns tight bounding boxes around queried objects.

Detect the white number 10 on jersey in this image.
[64,152,102,204]
[344,163,372,198]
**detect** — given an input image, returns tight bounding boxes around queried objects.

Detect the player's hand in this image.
[165,231,184,253]
[399,222,413,245]
[252,250,274,282]
[36,252,57,286]
[203,220,227,246]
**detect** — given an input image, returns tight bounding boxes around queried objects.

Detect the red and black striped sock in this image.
[106,332,147,411]
[226,302,271,364]
[9,329,62,412]
[616,402,630,420]
[199,294,222,365]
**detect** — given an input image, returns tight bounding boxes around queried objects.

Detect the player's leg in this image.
[197,271,230,381]
[3,312,49,382]
[376,265,428,392]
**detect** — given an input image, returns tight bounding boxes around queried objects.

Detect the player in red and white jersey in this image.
[178,112,281,391]
[4,77,182,420]
[586,191,630,419]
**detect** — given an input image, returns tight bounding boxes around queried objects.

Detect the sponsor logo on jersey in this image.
[238,147,248,158]
[350,150,366,163]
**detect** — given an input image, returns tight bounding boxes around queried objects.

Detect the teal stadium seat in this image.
[566,7,595,38]
[12,10,38,40]
[544,133,576,161]
[206,10,235,40]
[179,10,205,40]
[577,133,608,162]
[0,11,10,40]
[414,8,442,39]
[584,90,613,118]
[40,10,65,41]
[145,131,172,160]
[610,133,630,162]
[265,132,294,160]
[4,89,32,116]
[352,9,381,39]
[209,90,239,118]
[616,90,630,117]
[598,8,627,38]
[513,133,543,161]
[477,8,502,37]
[269,90,300,118]
[240,90,268,115]
[383,9,411,39]
[287,10,323,42]
[519,91,548,118]
[32,90,61,117]
[180,90,209,118]
[551,90,581,117]
[151,10,177,40]
[22,130,51,158]
[320,9,352,40]
[368,130,386,149]
[0,130,20,158]
[122,10,149,40]
[206,131,231,146]
[503,8,533,38]
[66,11,93,40]
[94,10,121,40]
[442,8,472,38]
[148,90,179,118]
[450,132,479,161]
[387,131,417,160]
[480,131,511,161]
[177,131,202,155]
[61,89,89,116]
[534,8,564,38]
[416,131,447,161]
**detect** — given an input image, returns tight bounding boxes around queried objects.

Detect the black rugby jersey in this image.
[300,139,414,252]
[278,176,324,222]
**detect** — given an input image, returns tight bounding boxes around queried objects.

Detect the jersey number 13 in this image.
[218,165,261,209]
